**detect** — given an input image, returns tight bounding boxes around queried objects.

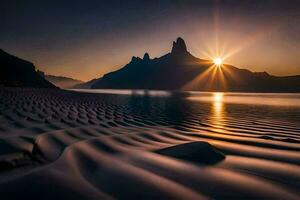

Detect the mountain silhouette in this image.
[91,37,300,92]
[74,78,99,89]
[44,74,83,89]
[0,49,56,88]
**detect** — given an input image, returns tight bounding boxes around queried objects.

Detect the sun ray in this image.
[181,64,215,90]
[184,0,284,92]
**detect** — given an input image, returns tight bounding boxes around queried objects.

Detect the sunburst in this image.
[213,57,223,67]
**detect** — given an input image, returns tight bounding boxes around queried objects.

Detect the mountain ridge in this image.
[0,49,56,88]
[90,37,300,92]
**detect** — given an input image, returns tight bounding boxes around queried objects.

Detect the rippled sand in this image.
[0,88,300,199]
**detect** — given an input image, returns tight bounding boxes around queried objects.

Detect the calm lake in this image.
[71,89,300,124]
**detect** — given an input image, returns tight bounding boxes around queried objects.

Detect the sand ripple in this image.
[0,88,300,199]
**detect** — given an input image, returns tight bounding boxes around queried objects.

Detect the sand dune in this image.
[0,88,300,199]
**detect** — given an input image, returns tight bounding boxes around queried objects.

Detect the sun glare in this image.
[213,92,223,103]
[213,57,223,67]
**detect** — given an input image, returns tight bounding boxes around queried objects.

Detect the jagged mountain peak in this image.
[143,53,150,61]
[131,56,142,63]
[171,37,188,54]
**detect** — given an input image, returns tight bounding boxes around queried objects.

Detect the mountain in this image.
[73,78,99,89]
[44,75,83,89]
[91,37,300,92]
[0,49,56,88]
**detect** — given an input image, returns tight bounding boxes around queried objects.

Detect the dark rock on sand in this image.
[156,141,225,165]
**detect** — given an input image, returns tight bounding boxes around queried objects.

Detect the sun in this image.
[213,57,223,67]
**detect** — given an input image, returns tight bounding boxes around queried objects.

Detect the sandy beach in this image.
[0,88,300,199]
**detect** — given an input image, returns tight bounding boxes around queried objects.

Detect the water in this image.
[71,89,300,125]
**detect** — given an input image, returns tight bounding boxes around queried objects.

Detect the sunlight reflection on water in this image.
[187,92,300,107]
[211,93,226,131]
[212,93,224,117]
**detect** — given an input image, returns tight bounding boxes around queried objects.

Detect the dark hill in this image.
[0,49,56,88]
[45,75,83,89]
[91,37,300,92]
[73,78,99,89]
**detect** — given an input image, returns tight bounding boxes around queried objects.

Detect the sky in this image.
[1,0,300,81]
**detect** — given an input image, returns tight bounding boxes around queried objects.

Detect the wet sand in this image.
[0,88,300,199]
